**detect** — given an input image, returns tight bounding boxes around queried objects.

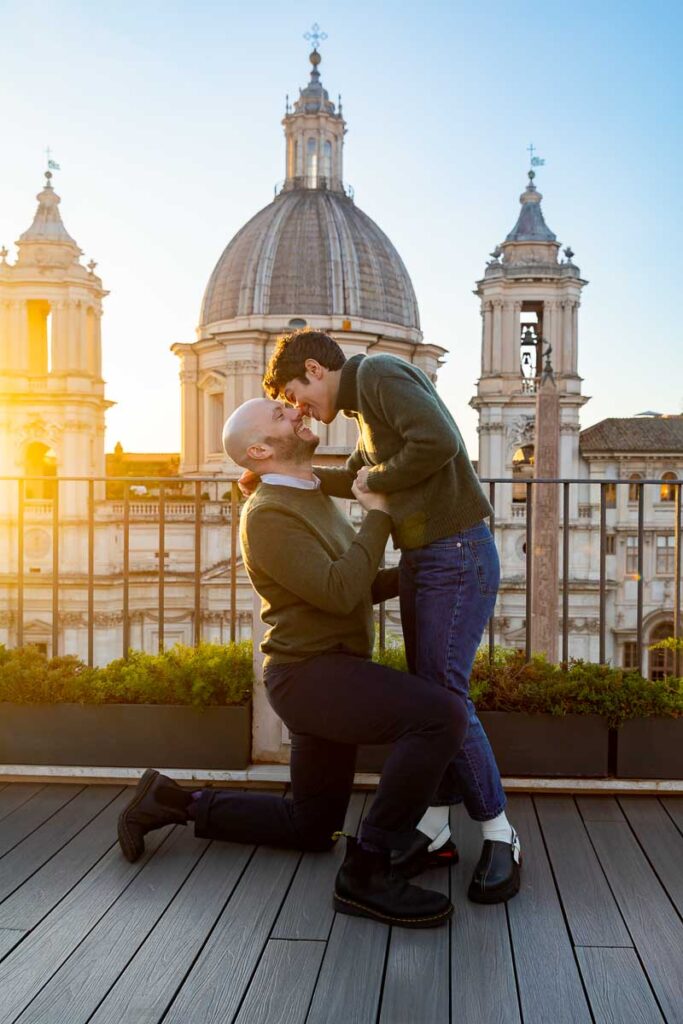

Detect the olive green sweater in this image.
[314,354,493,549]
[240,483,396,665]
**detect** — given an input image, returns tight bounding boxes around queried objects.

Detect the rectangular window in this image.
[625,536,639,575]
[656,534,675,575]
[606,534,616,556]
[623,641,639,670]
[208,392,224,454]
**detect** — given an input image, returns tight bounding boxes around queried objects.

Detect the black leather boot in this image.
[391,829,459,879]
[334,837,453,928]
[118,768,191,863]
[467,829,522,904]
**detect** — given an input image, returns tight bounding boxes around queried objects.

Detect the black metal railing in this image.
[1,475,681,677]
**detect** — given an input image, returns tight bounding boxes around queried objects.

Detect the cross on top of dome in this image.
[303,22,327,53]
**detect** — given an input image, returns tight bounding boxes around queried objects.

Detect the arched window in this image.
[628,473,642,503]
[649,621,675,681]
[26,300,51,375]
[604,482,617,508]
[660,472,677,502]
[512,445,534,503]
[306,138,318,187]
[25,442,57,500]
[322,140,332,181]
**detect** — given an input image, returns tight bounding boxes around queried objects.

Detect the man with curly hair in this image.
[247,330,521,904]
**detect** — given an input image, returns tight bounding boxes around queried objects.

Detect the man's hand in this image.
[238,469,260,498]
[352,477,389,514]
[354,466,372,493]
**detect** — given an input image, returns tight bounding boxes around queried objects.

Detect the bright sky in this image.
[1,0,681,458]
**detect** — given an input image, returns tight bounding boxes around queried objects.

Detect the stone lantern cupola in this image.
[282,48,346,193]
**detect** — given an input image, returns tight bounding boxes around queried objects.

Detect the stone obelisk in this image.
[530,346,560,662]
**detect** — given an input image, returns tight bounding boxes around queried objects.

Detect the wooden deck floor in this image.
[0,783,681,1024]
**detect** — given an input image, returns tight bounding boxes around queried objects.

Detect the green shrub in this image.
[0,642,253,707]
[372,640,682,727]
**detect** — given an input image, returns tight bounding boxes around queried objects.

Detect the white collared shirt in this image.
[261,473,320,491]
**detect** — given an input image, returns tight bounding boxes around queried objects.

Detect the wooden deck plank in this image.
[162,846,300,1024]
[0,784,82,856]
[89,840,253,1024]
[576,797,625,822]
[660,796,683,836]
[306,913,390,1024]
[0,929,26,961]
[0,789,132,929]
[449,807,521,1024]
[0,784,43,823]
[0,785,122,905]
[534,796,631,947]
[272,792,365,940]
[576,947,665,1024]
[234,939,325,1024]
[619,797,683,916]
[586,819,683,1023]
[379,866,450,1024]
[14,827,210,1024]
[0,825,173,1024]
[506,795,592,1024]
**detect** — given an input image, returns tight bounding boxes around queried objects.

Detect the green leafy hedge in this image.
[2,639,682,724]
[0,642,253,707]
[374,638,682,727]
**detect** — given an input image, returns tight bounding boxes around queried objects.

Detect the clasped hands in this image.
[237,464,388,513]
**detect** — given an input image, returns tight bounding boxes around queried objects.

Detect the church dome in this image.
[200,188,420,330]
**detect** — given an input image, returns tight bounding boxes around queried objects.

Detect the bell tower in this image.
[470,169,588,514]
[0,170,111,516]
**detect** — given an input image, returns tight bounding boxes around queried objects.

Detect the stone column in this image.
[491,299,503,372]
[482,301,493,375]
[0,300,10,368]
[179,368,199,471]
[530,368,560,662]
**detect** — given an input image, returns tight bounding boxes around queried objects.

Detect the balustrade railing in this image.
[0,475,680,678]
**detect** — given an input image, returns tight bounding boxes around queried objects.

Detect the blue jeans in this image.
[399,521,506,821]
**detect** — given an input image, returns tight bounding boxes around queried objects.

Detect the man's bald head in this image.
[222,397,319,472]
[222,398,275,469]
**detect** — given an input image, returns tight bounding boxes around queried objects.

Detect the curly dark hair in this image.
[263,330,346,399]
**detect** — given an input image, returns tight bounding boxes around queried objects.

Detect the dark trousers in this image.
[194,652,468,852]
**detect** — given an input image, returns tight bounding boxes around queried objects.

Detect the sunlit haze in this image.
[1,0,681,458]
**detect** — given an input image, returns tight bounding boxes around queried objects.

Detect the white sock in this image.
[417,806,451,852]
[481,810,518,846]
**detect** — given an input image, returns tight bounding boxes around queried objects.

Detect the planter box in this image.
[0,701,252,770]
[358,712,610,778]
[616,718,683,779]
[479,712,610,777]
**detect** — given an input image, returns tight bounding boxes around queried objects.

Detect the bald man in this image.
[117,398,468,929]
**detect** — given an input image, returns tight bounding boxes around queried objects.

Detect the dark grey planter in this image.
[0,701,252,770]
[479,711,610,777]
[358,711,610,777]
[616,718,683,779]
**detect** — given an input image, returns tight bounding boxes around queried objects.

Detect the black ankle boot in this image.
[334,837,453,928]
[118,769,191,863]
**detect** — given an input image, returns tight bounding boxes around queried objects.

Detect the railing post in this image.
[636,483,645,676]
[194,481,202,646]
[87,479,94,667]
[675,483,682,678]
[599,482,607,665]
[158,484,165,652]
[52,480,60,657]
[122,483,130,658]
[230,482,238,643]
[525,481,533,661]
[488,481,496,664]
[562,481,570,665]
[17,479,24,648]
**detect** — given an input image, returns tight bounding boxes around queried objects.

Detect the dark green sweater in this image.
[240,483,395,665]
[315,354,493,549]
